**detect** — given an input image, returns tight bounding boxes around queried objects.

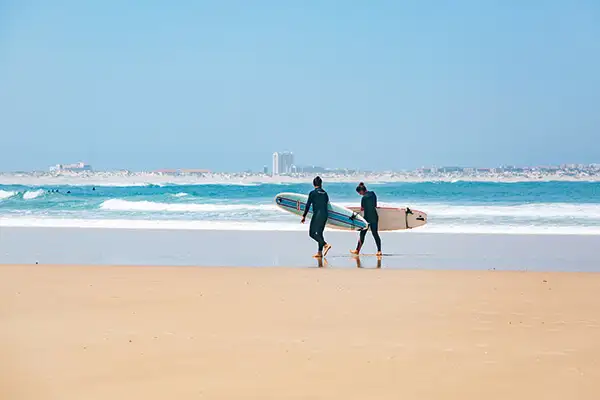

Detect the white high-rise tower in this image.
[272,152,280,176]
[272,151,295,176]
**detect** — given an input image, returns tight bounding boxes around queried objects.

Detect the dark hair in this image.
[356,182,367,193]
[313,176,323,187]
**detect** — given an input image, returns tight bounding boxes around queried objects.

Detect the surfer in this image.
[351,182,382,256]
[301,176,332,258]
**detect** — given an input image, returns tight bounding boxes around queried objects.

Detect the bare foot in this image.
[323,244,332,257]
[350,249,359,255]
[313,252,323,258]
[376,251,383,257]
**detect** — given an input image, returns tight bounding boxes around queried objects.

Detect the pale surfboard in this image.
[342,206,428,231]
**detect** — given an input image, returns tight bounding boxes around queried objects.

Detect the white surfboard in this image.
[345,206,428,231]
[274,192,368,231]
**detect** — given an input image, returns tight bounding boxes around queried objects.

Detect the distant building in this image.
[263,165,269,174]
[49,162,92,172]
[440,166,463,173]
[153,169,178,175]
[179,169,210,175]
[299,165,327,174]
[153,169,210,175]
[272,151,294,175]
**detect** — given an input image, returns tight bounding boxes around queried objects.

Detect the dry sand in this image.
[1,264,599,399]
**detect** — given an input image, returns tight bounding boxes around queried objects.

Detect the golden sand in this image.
[1,265,599,399]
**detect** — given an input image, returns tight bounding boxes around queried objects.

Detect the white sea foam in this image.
[337,202,600,220]
[95,182,153,187]
[418,203,600,219]
[0,190,17,200]
[0,217,303,231]
[419,224,600,235]
[1,216,600,234]
[23,189,45,200]
[172,192,189,197]
[100,199,277,212]
[97,199,600,221]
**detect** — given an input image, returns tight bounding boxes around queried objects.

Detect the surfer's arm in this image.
[360,195,366,211]
[303,192,313,219]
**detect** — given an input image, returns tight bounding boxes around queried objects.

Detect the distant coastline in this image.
[1,170,600,186]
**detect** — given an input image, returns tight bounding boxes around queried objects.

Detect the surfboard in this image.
[274,192,368,231]
[345,206,428,231]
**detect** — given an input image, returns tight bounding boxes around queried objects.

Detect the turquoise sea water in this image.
[1,181,600,234]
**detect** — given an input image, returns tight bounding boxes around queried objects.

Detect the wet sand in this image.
[2,264,600,399]
[2,227,600,271]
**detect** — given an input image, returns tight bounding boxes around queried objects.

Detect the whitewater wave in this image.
[97,199,600,220]
[175,181,261,186]
[100,199,277,212]
[62,181,264,188]
[337,202,600,220]
[418,203,600,219]
[1,216,600,234]
[172,192,189,198]
[23,189,45,200]
[0,190,17,200]
[0,217,303,231]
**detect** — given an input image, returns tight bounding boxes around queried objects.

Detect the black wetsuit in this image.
[357,191,382,252]
[304,187,329,251]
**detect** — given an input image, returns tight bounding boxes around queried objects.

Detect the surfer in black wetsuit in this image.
[351,182,382,256]
[301,176,332,258]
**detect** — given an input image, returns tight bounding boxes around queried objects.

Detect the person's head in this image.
[356,182,367,195]
[313,176,323,188]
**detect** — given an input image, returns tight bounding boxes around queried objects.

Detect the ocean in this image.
[1,181,600,234]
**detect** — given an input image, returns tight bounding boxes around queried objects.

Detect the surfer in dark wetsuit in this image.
[301,176,332,258]
[351,182,382,256]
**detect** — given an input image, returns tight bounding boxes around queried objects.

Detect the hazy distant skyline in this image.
[1,1,599,172]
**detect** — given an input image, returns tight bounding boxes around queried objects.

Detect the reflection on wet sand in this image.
[352,255,382,269]
[316,258,329,268]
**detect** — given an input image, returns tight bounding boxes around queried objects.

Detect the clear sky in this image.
[1,0,599,172]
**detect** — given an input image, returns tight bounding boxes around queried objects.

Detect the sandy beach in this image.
[2,264,599,399]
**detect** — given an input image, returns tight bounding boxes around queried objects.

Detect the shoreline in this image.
[2,265,599,399]
[2,218,600,235]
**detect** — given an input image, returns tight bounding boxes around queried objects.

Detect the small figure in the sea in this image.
[301,176,332,258]
[351,182,382,257]
[66,190,71,194]
[92,187,95,191]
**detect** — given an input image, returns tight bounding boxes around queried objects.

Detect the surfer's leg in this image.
[315,218,327,252]
[352,228,368,253]
[309,215,327,256]
[315,217,332,256]
[308,218,319,243]
[371,221,382,253]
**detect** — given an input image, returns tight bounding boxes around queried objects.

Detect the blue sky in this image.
[1,0,599,171]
